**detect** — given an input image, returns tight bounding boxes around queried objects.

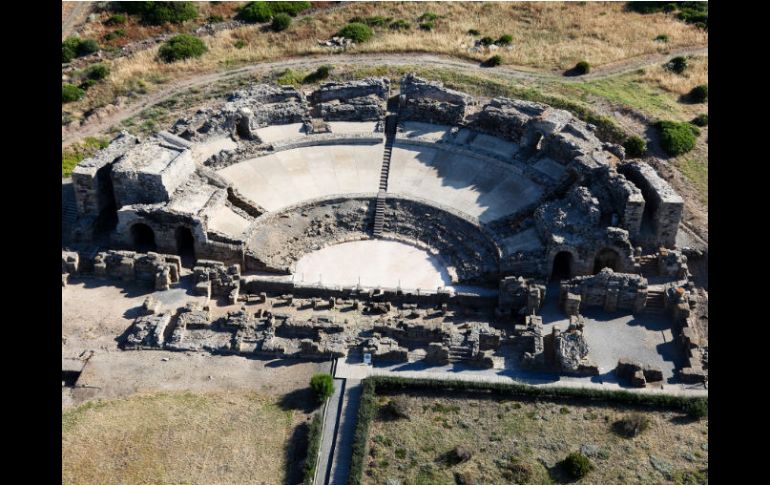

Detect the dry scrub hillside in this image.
[66,1,707,115]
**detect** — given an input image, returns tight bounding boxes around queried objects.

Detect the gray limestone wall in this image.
[72,132,139,217]
[311,78,389,103]
[559,269,648,313]
[618,161,683,248]
[112,146,196,207]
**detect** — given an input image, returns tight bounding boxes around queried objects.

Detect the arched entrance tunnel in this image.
[551,251,572,281]
[593,248,620,274]
[131,223,156,253]
[175,226,196,267]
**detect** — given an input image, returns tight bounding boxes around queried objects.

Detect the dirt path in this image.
[62,46,707,146]
[62,1,93,41]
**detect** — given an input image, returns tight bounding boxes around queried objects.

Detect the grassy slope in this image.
[62,391,301,485]
[63,1,707,116]
[364,394,708,484]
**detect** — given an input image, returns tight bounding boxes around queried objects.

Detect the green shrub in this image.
[613,413,652,437]
[304,65,333,83]
[654,34,669,42]
[691,113,708,126]
[238,1,273,23]
[62,37,79,63]
[623,135,647,157]
[338,22,373,43]
[272,13,292,31]
[657,120,699,156]
[302,413,322,485]
[270,1,312,16]
[574,60,591,75]
[419,21,434,31]
[496,34,513,45]
[234,39,246,49]
[479,36,495,46]
[158,34,207,63]
[104,29,126,41]
[665,56,688,74]
[105,13,127,25]
[76,39,100,56]
[310,373,334,402]
[78,79,97,90]
[683,399,708,419]
[276,68,303,86]
[390,19,411,30]
[382,398,410,420]
[207,14,224,23]
[418,12,440,22]
[484,55,502,67]
[86,63,110,80]
[62,84,85,103]
[688,84,708,103]
[467,28,480,36]
[123,1,198,25]
[562,452,593,479]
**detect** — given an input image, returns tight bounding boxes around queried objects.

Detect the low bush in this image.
[62,84,85,103]
[105,13,127,25]
[574,60,591,75]
[467,29,480,36]
[654,34,669,42]
[158,34,207,63]
[233,39,246,49]
[483,55,502,67]
[665,55,688,74]
[623,135,647,157]
[683,398,708,419]
[79,79,97,90]
[302,413,322,485]
[338,22,373,43]
[688,84,708,103]
[382,398,410,420]
[303,65,333,83]
[389,19,411,30]
[238,1,273,23]
[419,21,434,31]
[122,1,198,25]
[76,39,100,57]
[657,120,699,156]
[310,373,334,403]
[479,36,495,46]
[103,29,126,41]
[269,1,312,17]
[418,12,440,22]
[207,14,224,23]
[496,34,513,45]
[85,63,110,80]
[562,452,593,479]
[276,68,303,86]
[272,13,292,31]
[62,37,80,63]
[613,413,652,437]
[445,446,472,465]
[691,113,708,126]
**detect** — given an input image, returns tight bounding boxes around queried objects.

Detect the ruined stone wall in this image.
[619,161,683,248]
[399,74,470,125]
[311,78,389,103]
[68,249,182,290]
[111,145,196,207]
[72,132,139,217]
[559,269,648,314]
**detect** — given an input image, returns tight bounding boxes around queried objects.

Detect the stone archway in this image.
[175,226,196,267]
[593,248,620,274]
[131,223,156,252]
[551,251,573,281]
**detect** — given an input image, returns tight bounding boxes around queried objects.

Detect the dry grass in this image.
[639,55,708,94]
[66,1,707,114]
[62,391,306,485]
[363,394,708,484]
